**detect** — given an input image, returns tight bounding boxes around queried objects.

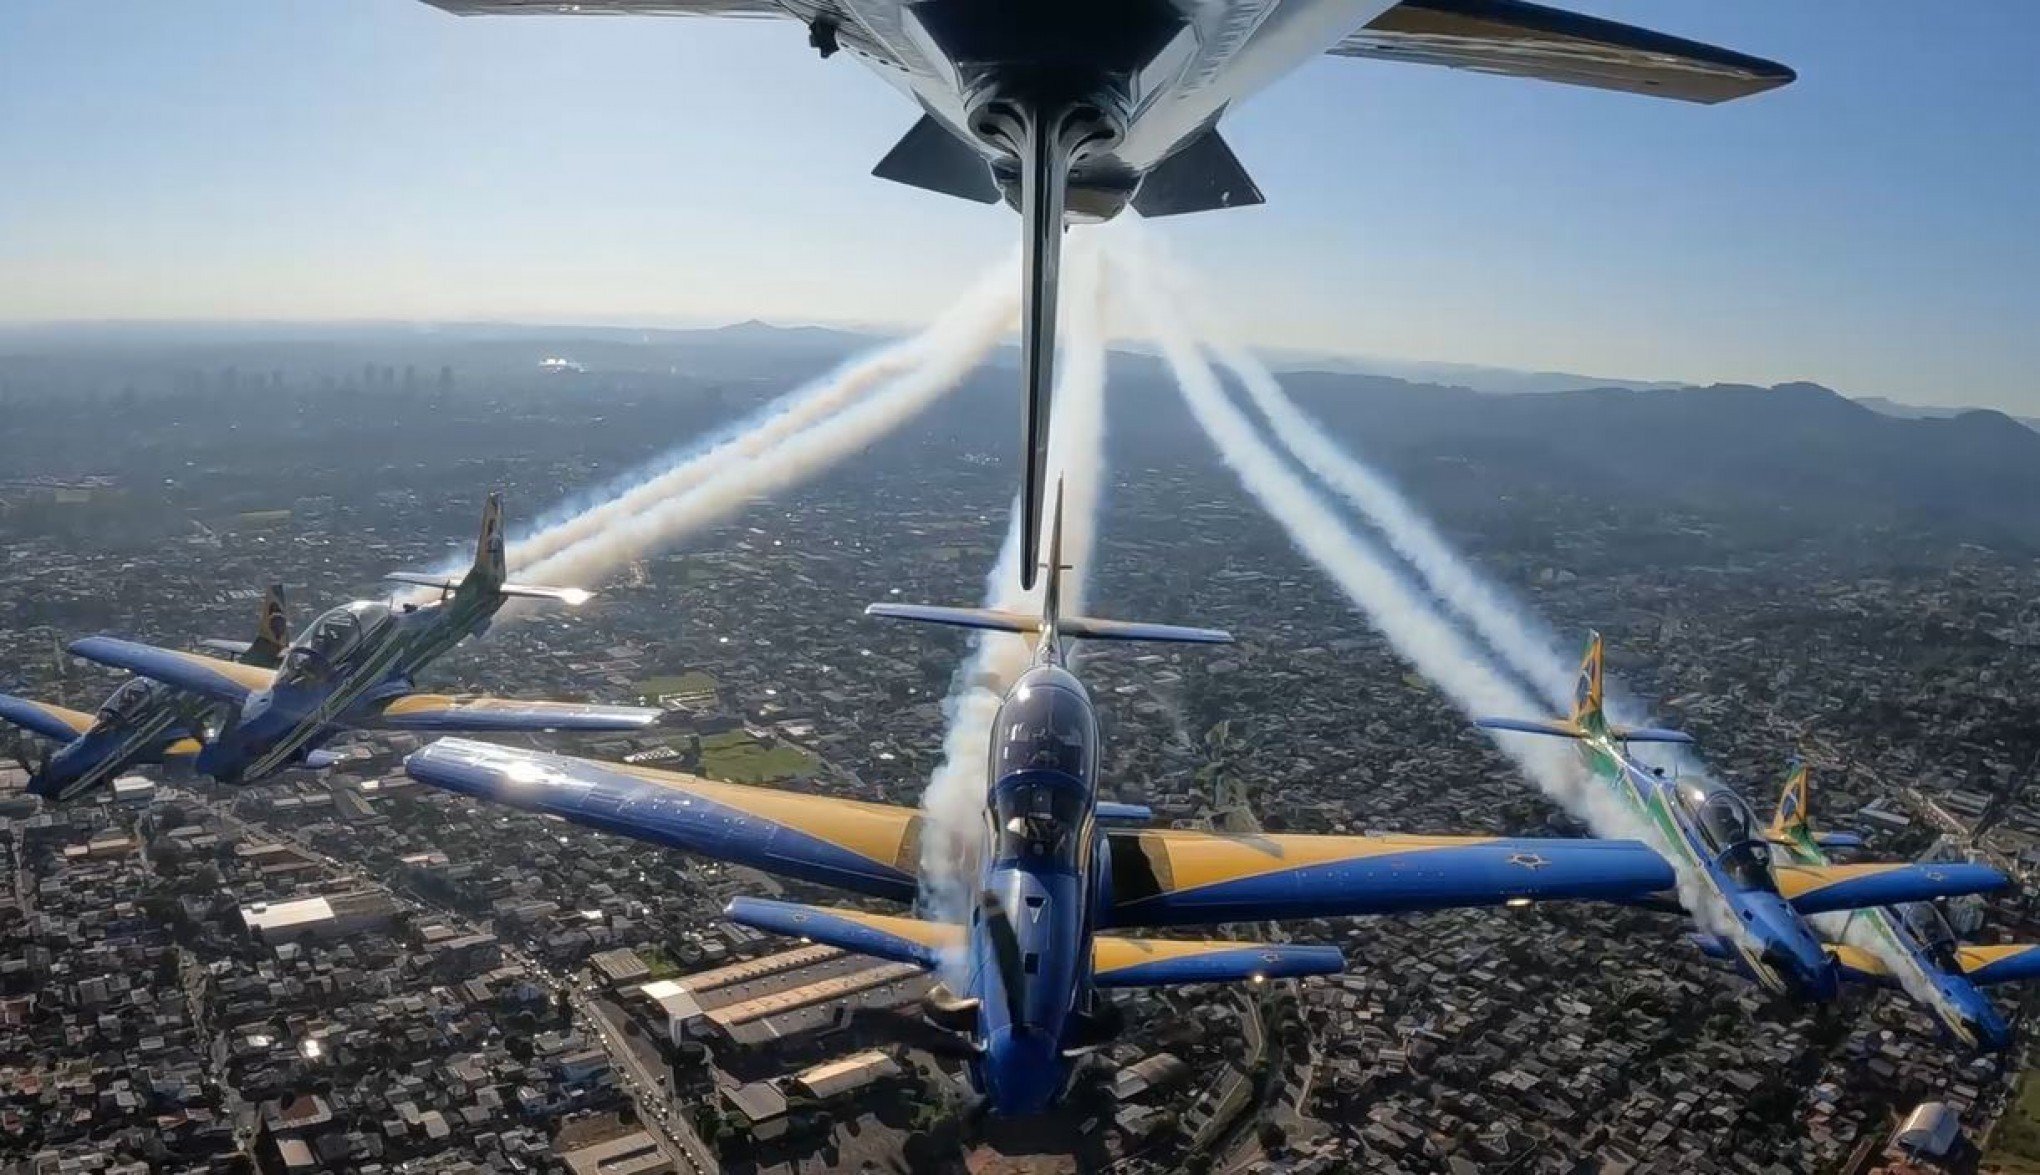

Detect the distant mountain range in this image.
[1261,374,2040,550]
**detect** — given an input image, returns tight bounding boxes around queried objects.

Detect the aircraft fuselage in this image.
[1577,730,1838,1002]
[965,658,1103,1115]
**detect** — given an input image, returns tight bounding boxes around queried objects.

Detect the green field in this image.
[1986,1069,2040,1171]
[698,729,816,784]
[635,671,719,704]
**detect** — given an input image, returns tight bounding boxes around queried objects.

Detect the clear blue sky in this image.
[1,1,2034,410]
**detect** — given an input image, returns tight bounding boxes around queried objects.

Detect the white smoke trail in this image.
[1123,231,1575,711]
[1108,247,1741,925]
[509,266,1021,589]
[916,236,1112,924]
[395,257,1016,606]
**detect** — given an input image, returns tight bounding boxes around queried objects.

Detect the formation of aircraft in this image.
[0,585,292,803]
[1750,763,2040,1051]
[1479,635,2012,1008]
[58,495,662,786]
[405,499,1681,1114]
[417,0,1795,591]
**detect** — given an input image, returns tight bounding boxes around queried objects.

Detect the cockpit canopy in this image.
[280,601,392,686]
[1679,782,1774,890]
[992,680,1095,783]
[97,678,161,729]
[994,779,1085,864]
[1898,900,1958,960]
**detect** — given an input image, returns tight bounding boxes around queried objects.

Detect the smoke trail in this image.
[916,236,1112,924]
[395,257,1016,606]
[508,268,1020,589]
[1123,232,1575,710]
[1111,248,1731,920]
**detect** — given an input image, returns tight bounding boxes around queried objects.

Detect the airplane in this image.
[64,494,664,784]
[0,584,294,803]
[417,0,1795,591]
[406,497,1681,1115]
[1742,762,2040,1052]
[1478,634,2011,1004]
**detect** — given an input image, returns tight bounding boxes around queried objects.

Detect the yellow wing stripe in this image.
[821,909,962,952]
[28,702,96,736]
[1771,863,1904,902]
[162,737,204,759]
[1116,830,1501,896]
[1958,945,2040,974]
[1828,944,1894,979]
[167,649,278,694]
[1093,937,1262,972]
[611,761,923,876]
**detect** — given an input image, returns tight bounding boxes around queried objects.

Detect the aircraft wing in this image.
[1956,944,2040,988]
[1091,937,1345,988]
[66,637,276,705]
[725,898,957,970]
[421,0,781,14]
[1334,0,1795,105]
[405,739,923,903]
[1102,829,1673,927]
[1774,862,2010,916]
[1828,944,1898,988]
[0,695,96,743]
[365,694,662,733]
[727,897,1345,988]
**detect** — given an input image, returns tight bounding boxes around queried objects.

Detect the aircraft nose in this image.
[1953,990,2013,1052]
[981,1027,1063,1117]
[28,745,90,802]
[1751,903,1837,1002]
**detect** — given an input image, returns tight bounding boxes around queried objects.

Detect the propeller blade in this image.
[845,1006,982,1061]
[980,890,1028,1029]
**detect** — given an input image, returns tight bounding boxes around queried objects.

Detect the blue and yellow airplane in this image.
[1738,763,2040,1051]
[1479,635,2009,1003]
[0,585,294,803]
[65,495,662,784]
[405,501,1680,1115]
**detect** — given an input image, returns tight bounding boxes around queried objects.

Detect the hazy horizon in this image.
[2,1,2036,413]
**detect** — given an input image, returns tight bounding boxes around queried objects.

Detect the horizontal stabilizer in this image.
[873,114,1000,204]
[385,572,591,606]
[1092,937,1342,988]
[1957,944,2040,987]
[369,694,661,733]
[865,603,1231,646]
[1477,716,1690,744]
[303,750,342,770]
[1775,861,2010,916]
[67,637,275,705]
[1130,128,1265,218]
[0,694,95,743]
[724,897,956,969]
[1058,616,1233,645]
[1611,725,1694,745]
[1095,802,1153,825]
[864,603,1038,635]
[1476,716,1585,739]
[197,639,254,658]
[1814,832,1865,851]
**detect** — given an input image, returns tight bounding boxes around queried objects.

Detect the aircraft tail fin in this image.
[1570,631,1606,731]
[248,583,289,666]
[1477,633,1692,744]
[1770,761,1812,841]
[1765,762,1865,852]
[386,494,592,607]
